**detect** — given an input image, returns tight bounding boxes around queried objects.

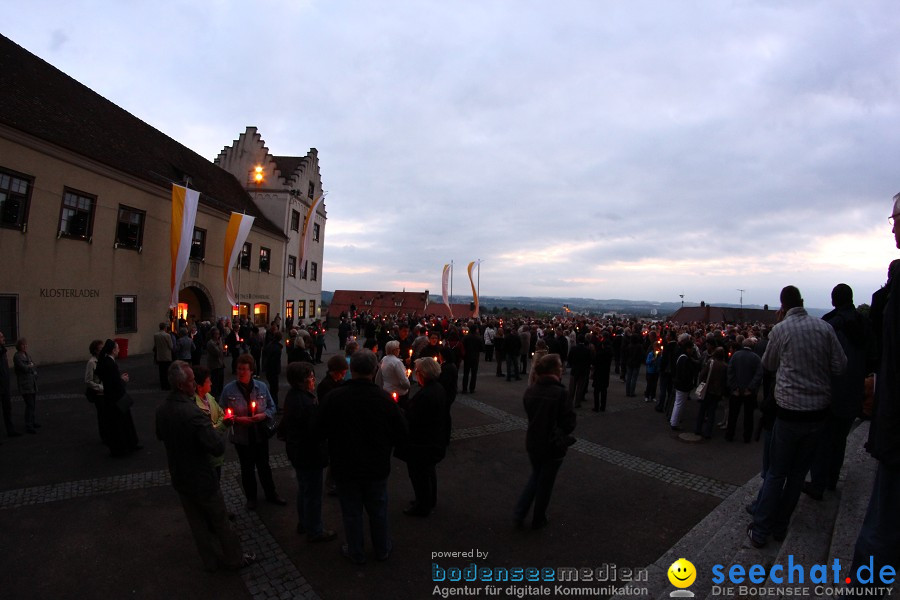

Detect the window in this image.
[0,295,18,342]
[287,255,297,278]
[308,181,315,199]
[0,168,33,230]
[313,222,320,242]
[259,247,271,272]
[311,262,318,281]
[285,300,294,321]
[301,260,308,280]
[58,188,96,240]
[240,242,251,269]
[115,205,145,250]
[253,302,269,326]
[190,228,206,260]
[290,210,300,232]
[298,299,306,319]
[115,295,137,333]
[309,300,316,319]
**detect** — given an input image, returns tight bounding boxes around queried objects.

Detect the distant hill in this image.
[321,291,832,318]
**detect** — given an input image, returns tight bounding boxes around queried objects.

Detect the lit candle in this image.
[408,349,413,357]
[250,401,257,415]
[392,392,398,403]
[224,407,234,421]
[406,368,412,378]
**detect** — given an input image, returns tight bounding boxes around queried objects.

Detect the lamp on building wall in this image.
[250,165,264,185]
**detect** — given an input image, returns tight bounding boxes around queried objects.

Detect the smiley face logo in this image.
[668,558,696,588]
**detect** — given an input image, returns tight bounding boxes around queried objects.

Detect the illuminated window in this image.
[253,302,269,326]
[259,247,271,272]
[240,243,251,269]
[285,300,294,321]
[309,300,316,319]
[298,299,306,319]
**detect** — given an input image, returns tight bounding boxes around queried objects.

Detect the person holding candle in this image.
[156,360,254,572]
[192,365,228,481]
[279,361,336,542]
[396,357,449,517]
[375,341,410,407]
[219,354,286,510]
[205,327,226,399]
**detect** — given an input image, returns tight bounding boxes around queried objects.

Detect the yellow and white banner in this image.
[298,195,323,268]
[467,261,479,318]
[441,263,452,317]
[170,184,200,308]
[223,212,255,308]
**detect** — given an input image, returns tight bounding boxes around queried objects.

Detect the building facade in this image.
[0,34,289,364]
[215,127,326,328]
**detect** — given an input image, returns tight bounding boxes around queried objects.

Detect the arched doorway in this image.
[177,282,215,324]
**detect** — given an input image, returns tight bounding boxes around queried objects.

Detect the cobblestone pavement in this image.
[0,338,760,599]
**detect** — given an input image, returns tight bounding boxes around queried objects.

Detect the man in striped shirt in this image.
[747,285,847,548]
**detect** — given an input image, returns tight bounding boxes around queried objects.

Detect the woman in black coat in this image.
[95,339,141,457]
[397,357,448,517]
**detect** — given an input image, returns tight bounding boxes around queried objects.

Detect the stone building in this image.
[0,34,290,364]
[215,127,326,328]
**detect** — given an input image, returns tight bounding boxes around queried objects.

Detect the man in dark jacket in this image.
[317,350,407,564]
[726,338,763,443]
[805,284,869,500]
[567,335,592,408]
[513,353,576,530]
[504,328,522,382]
[156,361,253,572]
[852,196,900,585]
[461,324,484,394]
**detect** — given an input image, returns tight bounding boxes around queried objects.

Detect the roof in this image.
[425,303,478,320]
[327,290,431,319]
[0,34,283,237]
[667,306,778,325]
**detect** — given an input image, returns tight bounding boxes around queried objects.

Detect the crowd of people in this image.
[2,198,899,590]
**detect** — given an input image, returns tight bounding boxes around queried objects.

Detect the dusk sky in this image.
[5,0,900,309]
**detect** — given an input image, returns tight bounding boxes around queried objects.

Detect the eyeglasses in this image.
[891,215,900,226]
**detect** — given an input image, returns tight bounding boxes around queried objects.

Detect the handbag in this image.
[694,360,713,400]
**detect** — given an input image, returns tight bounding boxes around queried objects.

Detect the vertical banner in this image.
[298,195,323,268]
[223,212,255,308]
[441,263,453,317]
[467,261,479,318]
[170,184,200,308]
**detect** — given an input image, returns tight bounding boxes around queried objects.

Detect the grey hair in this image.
[350,349,379,377]
[167,360,192,388]
[414,356,442,381]
[385,340,400,355]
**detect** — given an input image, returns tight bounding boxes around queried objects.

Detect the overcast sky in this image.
[5,0,900,309]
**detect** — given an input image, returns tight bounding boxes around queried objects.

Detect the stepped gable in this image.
[0,34,283,236]
[217,127,323,215]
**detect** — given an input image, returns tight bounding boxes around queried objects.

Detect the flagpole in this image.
[450,260,454,304]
